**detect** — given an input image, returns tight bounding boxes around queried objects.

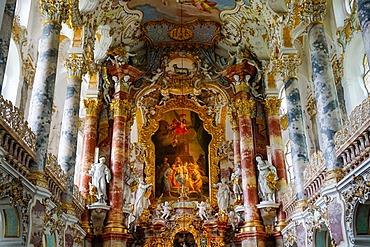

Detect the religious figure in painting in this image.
[153,110,211,198]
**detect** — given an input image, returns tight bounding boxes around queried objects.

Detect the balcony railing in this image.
[303,151,326,201]
[334,97,370,175]
[0,96,36,153]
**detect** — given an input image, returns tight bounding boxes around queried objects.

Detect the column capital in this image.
[300,0,327,26]
[277,54,301,80]
[39,0,69,26]
[235,98,255,117]
[65,53,87,79]
[110,98,131,118]
[84,98,102,117]
[264,97,281,116]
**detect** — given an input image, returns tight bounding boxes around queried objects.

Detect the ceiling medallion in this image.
[168,25,194,41]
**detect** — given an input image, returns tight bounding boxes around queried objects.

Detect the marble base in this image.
[88,203,110,235]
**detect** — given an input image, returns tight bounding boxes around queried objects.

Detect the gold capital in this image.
[300,0,327,26]
[39,0,69,25]
[235,98,255,117]
[65,53,87,78]
[278,54,301,80]
[110,98,131,118]
[264,97,281,116]
[84,98,102,117]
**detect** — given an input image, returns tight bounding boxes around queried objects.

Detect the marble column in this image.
[264,97,287,185]
[104,92,131,243]
[0,0,17,91]
[79,98,102,235]
[27,1,68,177]
[280,55,309,206]
[264,97,287,244]
[303,0,343,181]
[235,96,265,245]
[358,0,370,69]
[59,53,86,206]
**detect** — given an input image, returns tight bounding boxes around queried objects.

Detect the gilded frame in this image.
[138,95,224,206]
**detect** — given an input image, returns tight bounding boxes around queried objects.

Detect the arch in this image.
[0,204,21,247]
[353,202,370,246]
[343,31,368,115]
[314,227,331,247]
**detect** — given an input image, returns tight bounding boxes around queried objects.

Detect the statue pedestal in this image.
[87,203,110,235]
[257,201,279,233]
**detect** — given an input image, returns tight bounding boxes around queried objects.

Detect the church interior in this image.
[1,0,370,246]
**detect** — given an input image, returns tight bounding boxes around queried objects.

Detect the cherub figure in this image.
[161,201,172,220]
[197,201,208,221]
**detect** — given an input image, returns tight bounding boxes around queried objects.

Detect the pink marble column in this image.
[233,123,241,164]
[79,98,102,236]
[235,97,263,229]
[104,92,131,237]
[265,97,288,235]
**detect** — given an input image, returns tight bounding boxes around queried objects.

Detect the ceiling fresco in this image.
[128,0,250,23]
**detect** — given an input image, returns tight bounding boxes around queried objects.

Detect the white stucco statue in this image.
[213,178,231,212]
[161,201,172,220]
[256,156,278,202]
[231,162,243,202]
[196,201,208,221]
[88,157,111,203]
[133,177,152,218]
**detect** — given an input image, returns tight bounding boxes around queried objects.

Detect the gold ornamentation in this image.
[295,199,308,213]
[300,0,327,26]
[84,98,102,117]
[45,153,67,198]
[235,98,255,117]
[278,54,301,80]
[264,97,281,116]
[283,226,298,246]
[305,96,317,120]
[110,98,131,118]
[138,95,223,206]
[325,168,344,185]
[0,95,36,152]
[342,174,370,244]
[332,56,344,84]
[39,0,70,25]
[62,202,75,216]
[22,56,36,89]
[161,213,201,246]
[303,151,325,185]
[65,53,87,78]
[280,114,288,130]
[28,170,49,189]
[168,26,194,41]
